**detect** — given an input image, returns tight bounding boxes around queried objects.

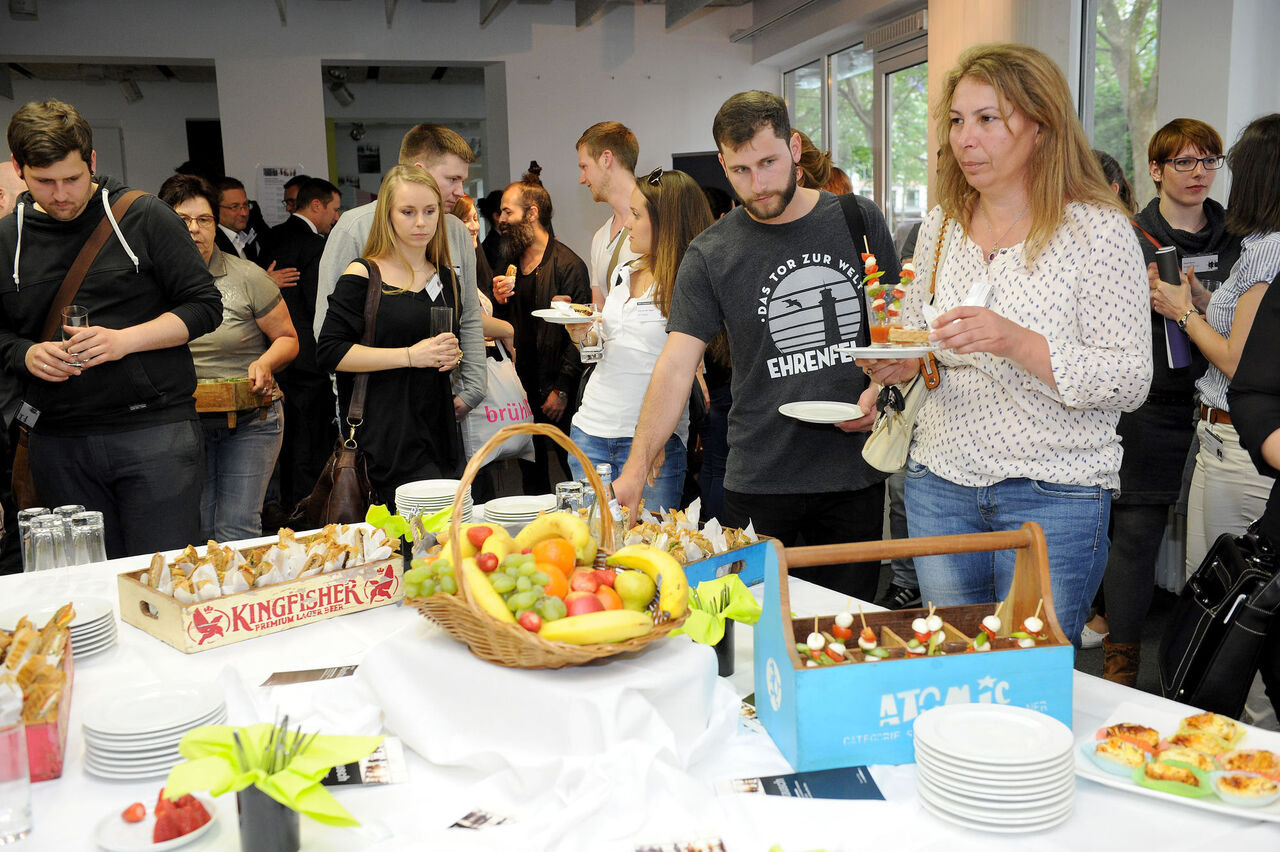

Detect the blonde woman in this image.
[316,165,477,501]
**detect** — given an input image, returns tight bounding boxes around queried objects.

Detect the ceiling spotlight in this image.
[349,122,366,141]
[119,79,143,104]
[326,67,354,107]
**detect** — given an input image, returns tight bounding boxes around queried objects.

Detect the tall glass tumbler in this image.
[554,481,584,514]
[27,516,61,572]
[17,508,49,573]
[0,721,32,845]
[69,511,107,566]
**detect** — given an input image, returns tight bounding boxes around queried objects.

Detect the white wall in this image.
[0,0,774,260]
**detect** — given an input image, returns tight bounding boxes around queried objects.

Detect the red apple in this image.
[476,552,498,573]
[466,526,493,549]
[569,569,600,594]
[592,568,616,588]
[517,611,542,632]
[564,591,605,616]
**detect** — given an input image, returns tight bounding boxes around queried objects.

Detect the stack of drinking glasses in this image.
[18,505,108,572]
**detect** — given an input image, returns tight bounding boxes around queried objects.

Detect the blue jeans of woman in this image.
[567,427,686,514]
[201,400,284,542]
[903,458,1111,649]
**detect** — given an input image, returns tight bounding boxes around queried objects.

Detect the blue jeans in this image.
[567,427,687,513]
[903,459,1112,649]
[201,400,284,542]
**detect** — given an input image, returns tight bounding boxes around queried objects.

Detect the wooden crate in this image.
[26,640,73,782]
[117,538,403,653]
[193,378,269,413]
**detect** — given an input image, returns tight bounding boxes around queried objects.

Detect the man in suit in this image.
[214,177,262,263]
[259,177,341,509]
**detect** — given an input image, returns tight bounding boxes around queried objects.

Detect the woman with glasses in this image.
[563,169,713,512]
[158,174,299,541]
[1152,114,1280,595]
[1095,120,1243,684]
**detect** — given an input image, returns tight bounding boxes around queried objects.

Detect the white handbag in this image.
[461,339,536,466]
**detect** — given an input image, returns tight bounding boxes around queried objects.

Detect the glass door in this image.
[875,38,928,246]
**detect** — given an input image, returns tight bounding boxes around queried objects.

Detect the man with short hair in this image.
[614,91,898,600]
[0,99,223,557]
[0,161,25,219]
[281,173,311,217]
[214,177,263,263]
[315,124,486,422]
[491,171,590,493]
[576,122,640,305]
[260,177,343,508]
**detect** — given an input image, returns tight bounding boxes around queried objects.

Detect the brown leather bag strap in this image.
[921,214,950,390]
[344,259,384,432]
[40,189,146,342]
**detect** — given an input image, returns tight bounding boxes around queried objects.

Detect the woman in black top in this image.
[316,165,470,503]
[1101,119,1242,685]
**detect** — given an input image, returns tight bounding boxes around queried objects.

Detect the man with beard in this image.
[613,91,898,600]
[491,166,590,494]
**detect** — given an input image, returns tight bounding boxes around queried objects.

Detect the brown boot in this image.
[1103,637,1140,688]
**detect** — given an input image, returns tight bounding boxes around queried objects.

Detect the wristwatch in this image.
[555,390,567,400]
[1177,308,1198,330]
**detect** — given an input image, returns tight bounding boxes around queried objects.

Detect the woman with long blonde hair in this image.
[859,43,1152,647]
[316,165,474,501]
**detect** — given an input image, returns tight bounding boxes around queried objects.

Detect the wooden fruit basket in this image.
[406,423,687,669]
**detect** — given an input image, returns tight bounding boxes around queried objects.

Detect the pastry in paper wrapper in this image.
[219,566,252,596]
[1157,746,1215,773]
[189,563,222,602]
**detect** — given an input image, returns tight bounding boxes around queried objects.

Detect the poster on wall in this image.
[357,144,381,174]
[256,164,305,228]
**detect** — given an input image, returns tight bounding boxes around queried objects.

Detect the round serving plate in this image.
[915,756,1074,797]
[913,704,1074,767]
[914,738,1074,778]
[918,770,1074,812]
[918,788,1074,834]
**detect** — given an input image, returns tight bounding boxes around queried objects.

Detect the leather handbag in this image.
[861,215,948,474]
[295,260,381,527]
[1158,525,1280,717]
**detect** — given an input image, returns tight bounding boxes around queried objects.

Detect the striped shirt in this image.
[903,203,1152,491]
[1197,231,1280,411]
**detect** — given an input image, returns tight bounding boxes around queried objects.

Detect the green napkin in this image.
[365,504,411,541]
[163,724,384,826]
[672,575,762,645]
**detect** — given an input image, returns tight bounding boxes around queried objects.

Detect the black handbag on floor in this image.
[1158,525,1280,716]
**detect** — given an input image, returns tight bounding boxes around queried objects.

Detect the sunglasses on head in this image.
[644,167,663,186]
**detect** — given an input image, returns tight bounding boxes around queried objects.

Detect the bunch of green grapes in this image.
[403,557,456,598]
[491,553,567,623]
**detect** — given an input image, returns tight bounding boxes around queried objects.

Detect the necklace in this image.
[980,201,1031,263]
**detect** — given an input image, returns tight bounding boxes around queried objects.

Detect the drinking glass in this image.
[69,511,107,566]
[53,504,84,520]
[26,516,61,572]
[429,306,454,338]
[554,481,584,514]
[17,508,49,573]
[0,721,31,844]
[61,305,89,367]
[579,320,604,364]
[577,477,596,513]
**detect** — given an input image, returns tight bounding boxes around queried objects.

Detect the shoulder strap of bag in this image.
[1134,222,1162,250]
[345,259,384,429]
[919,214,950,390]
[40,189,146,342]
[837,194,868,263]
[605,225,629,288]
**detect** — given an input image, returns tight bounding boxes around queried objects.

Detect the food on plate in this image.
[1167,730,1231,756]
[121,803,145,823]
[1144,761,1200,787]
[0,604,72,725]
[1214,773,1280,797]
[1156,747,1215,773]
[567,303,595,316]
[888,327,931,345]
[1181,712,1245,744]
[1102,723,1160,751]
[1218,749,1280,776]
[1095,736,1146,768]
[153,789,211,843]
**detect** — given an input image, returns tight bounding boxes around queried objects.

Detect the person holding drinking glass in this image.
[316,165,477,502]
[859,44,1151,647]
[563,169,713,512]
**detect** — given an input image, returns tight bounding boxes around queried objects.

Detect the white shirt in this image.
[573,263,689,445]
[589,214,639,299]
[903,203,1152,491]
[218,224,250,259]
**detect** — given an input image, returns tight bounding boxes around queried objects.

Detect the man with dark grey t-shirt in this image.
[614,91,899,599]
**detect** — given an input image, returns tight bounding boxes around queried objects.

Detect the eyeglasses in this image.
[282,199,297,210]
[219,201,251,211]
[1161,156,1225,172]
[644,167,663,186]
[178,214,216,228]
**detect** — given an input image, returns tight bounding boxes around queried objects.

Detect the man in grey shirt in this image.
[316,124,486,421]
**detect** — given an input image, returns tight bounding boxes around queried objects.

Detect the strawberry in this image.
[122,803,145,823]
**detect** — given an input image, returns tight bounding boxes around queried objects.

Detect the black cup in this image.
[237,786,300,852]
[714,619,735,677]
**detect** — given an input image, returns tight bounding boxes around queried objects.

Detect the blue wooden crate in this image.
[683,539,770,587]
[753,525,1074,769]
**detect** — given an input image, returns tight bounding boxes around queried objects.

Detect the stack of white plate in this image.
[913,703,1075,833]
[0,596,118,660]
[395,479,472,523]
[82,682,227,780]
[483,494,556,528]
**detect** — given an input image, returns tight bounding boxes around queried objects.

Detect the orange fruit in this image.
[531,537,576,575]
[595,585,623,610]
[538,563,569,600]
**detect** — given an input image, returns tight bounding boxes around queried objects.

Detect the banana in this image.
[514,513,597,564]
[605,545,689,620]
[436,522,494,559]
[479,528,517,562]
[538,609,653,644]
[459,557,516,623]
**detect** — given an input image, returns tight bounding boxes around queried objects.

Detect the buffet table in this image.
[4,535,1279,851]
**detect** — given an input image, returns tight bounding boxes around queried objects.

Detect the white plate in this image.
[85,751,184,772]
[0,596,114,630]
[919,772,1074,811]
[835,344,937,359]
[914,704,1074,766]
[919,788,1074,834]
[84,709,226,745]
[71,621,118,641]
[83,683,225,737]
[395,479,468,499]
[532,308,599,324]
[915,752,1075,791]
[915,739,1075,776]
[1074,700,1280,823]
[777,401,864,425]
[83,759,183,780]
[87,740,185,760]
[484,495,556,515]
[93,794,217,851]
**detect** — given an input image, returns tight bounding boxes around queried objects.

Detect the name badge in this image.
[15,401,38,428]
[426,275,443,301]
[1183,254,1218,274]
[1202,424,1226,461]
[633,299,664,321]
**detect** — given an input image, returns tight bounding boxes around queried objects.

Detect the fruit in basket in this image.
[593,568,615,587]
[569,569,600,594]
[460,557,517,623]
[539,563,569,599]
[614,569,656,612]
[515,514,598,564]
[595,585,623,610]
[605,544,689,620]
[518,611,542,632]
[538,609,654,644]
[480,529,518,562]
[466,525,495,549]
[565,590,606,616]
[531,537,577,575]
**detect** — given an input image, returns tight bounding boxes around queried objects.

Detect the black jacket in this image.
[0,176,222,435]
[259,215,325,375]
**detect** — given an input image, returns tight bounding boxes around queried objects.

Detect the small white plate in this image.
[83,682,225,737]
[93,794,217,851]
[914,704,1074,766]
[484,495,556,515]
[532,308,599,324]
[778,401,864,425]
[84,709,226,745]
[0,596,114,631]
[835,344,937,359]
[919,787,1074,834]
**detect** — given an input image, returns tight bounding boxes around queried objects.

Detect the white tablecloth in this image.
[4,538,1279,851]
